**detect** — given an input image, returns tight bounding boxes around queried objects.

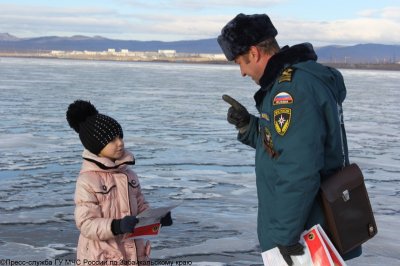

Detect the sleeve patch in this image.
[274,108,291,136]
[273,92,293,105]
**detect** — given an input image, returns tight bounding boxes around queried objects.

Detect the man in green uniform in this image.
[218,13,361,265]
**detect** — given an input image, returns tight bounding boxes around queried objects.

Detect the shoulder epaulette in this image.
[278,67,295,83]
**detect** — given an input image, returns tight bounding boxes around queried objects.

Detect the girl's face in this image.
[99,136,125,161]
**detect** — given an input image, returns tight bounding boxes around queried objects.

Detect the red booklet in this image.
[125,223,161,239]
[123,204,178,240]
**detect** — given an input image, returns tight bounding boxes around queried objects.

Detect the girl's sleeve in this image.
[133,175,150,261]
[74,176,115,241]
[130,170,149,214]
[136,182,149,214]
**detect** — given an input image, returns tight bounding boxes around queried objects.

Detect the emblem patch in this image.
[153,224,160,232]
[278,67,294,83]
[273,92,293,105]
[274,108,291,136]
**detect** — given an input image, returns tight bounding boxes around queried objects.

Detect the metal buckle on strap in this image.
[342,190,350,202]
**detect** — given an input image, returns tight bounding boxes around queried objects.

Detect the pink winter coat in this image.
[74,149,149,262]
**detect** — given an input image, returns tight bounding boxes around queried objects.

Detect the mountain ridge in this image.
[1,33,399,63]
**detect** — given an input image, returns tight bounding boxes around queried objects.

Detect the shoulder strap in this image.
[326,67,350,167]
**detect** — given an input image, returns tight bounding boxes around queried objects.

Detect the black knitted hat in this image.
[66,100,123,155]
[218,13,278,61]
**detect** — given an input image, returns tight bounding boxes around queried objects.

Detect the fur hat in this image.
[218,13,278,61]
[66,100,123,155]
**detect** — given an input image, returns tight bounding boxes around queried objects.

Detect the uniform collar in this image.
[254,43,317,107]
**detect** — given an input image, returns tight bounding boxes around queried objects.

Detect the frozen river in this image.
[0,57,399,265]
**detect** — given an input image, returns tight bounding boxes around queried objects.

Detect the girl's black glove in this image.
[111,215,139,235]
[160,212,173,227]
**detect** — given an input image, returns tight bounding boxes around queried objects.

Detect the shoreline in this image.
[1,52,400,71]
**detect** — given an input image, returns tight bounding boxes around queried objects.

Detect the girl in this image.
[66,100,154,263]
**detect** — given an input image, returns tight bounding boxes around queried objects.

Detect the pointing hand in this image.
[222,94,250,129]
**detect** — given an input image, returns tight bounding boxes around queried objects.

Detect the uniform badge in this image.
[263,127,279,158]
[278,67,294,83]
[273,92,293,105]
[264,127,273,149]
[274,108,291,136]
[261,113,270,121]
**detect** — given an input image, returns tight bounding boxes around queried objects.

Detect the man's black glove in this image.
[111,215,139,235]
[222,94,250,129]
[160,211,173,227]
[277,243,304,266]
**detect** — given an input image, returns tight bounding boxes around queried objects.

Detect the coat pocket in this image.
[93,178,117,204]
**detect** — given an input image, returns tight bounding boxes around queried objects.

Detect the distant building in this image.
[84,50,97,55]
[50,50,64,55]
[158,50,176,57]
[199,53,226,60]
[107,48,116,53]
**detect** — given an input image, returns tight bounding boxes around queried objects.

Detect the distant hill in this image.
[1,33,399,64]
[0,33,220,54]
[315,44,400,64]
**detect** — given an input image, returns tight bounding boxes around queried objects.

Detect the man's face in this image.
[234,48,267,85]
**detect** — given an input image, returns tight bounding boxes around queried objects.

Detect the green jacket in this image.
[238,44,349,251]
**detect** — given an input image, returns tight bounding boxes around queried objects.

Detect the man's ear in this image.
[249,46,261,62]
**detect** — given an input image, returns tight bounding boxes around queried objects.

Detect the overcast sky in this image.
[1,0,399,46]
